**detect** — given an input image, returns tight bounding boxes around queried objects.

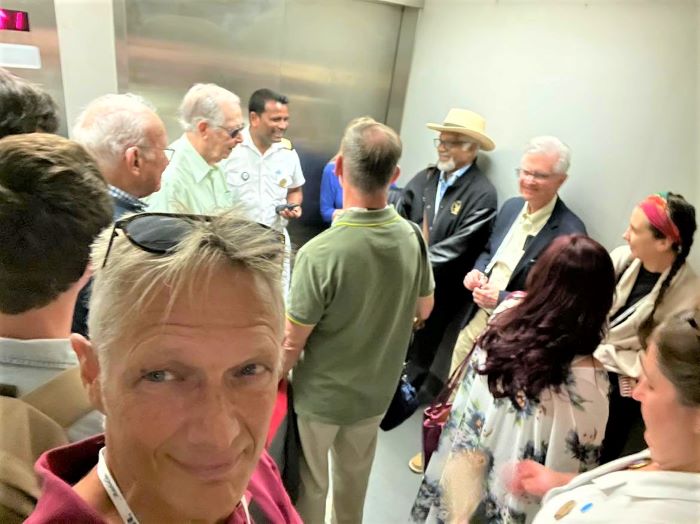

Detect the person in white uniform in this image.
[509,309,700,523]
[223,88,304,296]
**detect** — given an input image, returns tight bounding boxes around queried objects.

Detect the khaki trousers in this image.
[449,308,490,375]
[296,413,383,524]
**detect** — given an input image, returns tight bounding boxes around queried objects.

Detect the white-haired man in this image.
[147,83,244,213]
[284,118,434,524]
[73,93,170,219]
[452,136,586,367]
[71,93,170,336]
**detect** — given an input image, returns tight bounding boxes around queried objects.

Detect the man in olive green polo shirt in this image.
[284,117,435,524]
[147,83,244,214]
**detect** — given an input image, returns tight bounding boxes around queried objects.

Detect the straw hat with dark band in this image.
[426,108,495,151]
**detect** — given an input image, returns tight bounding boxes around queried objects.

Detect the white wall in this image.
[55,0,118,134]
[400,0,698,261]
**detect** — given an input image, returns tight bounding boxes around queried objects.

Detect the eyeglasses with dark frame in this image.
[433,138,470,149]
[217,125,245,140]
[101,212,284,269]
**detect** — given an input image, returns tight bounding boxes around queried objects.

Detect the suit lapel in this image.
[510,198,563,280]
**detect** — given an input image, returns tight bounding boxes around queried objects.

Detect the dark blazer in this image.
[463,196,587,324]
[397,162,497,284]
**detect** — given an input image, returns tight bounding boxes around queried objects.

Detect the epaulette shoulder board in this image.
[280,138,294,150]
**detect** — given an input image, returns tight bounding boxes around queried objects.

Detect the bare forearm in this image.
[287,187,303,205]
[283,318,314,374]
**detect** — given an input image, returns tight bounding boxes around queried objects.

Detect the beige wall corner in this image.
[55,0,118,136]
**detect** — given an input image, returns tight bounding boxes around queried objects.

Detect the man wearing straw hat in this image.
[398,108,497,403]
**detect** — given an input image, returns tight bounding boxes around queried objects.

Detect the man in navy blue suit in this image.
[409,135,587,474]
[450,135,588,372]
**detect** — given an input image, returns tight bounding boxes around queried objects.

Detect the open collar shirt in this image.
[0,337,103,441]
[223,128,304,229]
[146,134,231,214]
[486,195,558,291]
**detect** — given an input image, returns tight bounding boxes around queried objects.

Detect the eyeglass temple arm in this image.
[101,225,120,268]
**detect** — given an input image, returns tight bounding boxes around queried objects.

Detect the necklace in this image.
[96,447,250,524]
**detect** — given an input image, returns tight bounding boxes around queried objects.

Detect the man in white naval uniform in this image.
[223,88,305,297]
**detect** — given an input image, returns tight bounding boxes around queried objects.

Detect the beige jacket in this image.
[594,245,700,378]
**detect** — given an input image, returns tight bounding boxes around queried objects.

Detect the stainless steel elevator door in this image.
[119,0,404,238]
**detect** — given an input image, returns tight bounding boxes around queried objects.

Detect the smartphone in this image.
[275,203,300,214]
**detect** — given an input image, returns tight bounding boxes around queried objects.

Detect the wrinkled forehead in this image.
[95,261,284,356]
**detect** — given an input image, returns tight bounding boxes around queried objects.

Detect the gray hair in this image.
[72,93,158,171]
[88,211,285,370]
[340,116,402,194]
[178,83,240,131]
[523,135,571,175]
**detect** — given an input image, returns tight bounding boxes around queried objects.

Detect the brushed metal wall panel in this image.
[121,0,404,240]
[0,0,67,136]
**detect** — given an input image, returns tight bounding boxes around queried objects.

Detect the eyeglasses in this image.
[217,125,245,140]
[161,148,175,162]
[133,146,175,162]
[434,138,470,149]
[515,168,557,181]
[101,212,284,268]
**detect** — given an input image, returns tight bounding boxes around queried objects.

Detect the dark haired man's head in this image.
[0,68,59,138]
[0,133,113,314]
[248,88,288,115]
[248,88,290,150]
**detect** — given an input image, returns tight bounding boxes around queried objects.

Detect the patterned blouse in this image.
[410,301,610,524]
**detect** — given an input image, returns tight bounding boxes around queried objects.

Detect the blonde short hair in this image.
[88,211,285,367]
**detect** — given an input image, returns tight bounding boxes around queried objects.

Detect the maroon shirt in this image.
[26,435,301,524]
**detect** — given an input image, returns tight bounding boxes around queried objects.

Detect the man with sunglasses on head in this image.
[223,88,305,297]
[70,94,171,336]
[147,83,244,214]
[396,108,497,404]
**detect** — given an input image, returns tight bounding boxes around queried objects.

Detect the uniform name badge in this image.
[450,200,462,215]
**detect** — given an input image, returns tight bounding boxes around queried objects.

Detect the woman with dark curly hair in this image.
[410,234,616,524]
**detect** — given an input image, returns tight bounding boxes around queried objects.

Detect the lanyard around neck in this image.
[96,447,251,524]
[97,447,140,524]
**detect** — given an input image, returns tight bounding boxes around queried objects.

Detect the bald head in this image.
[339,117,402,194]
[73,94,169,198]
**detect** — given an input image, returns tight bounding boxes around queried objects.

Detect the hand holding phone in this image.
[275,203,300,214]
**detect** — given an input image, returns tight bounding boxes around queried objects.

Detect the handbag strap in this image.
[431,334,482,407]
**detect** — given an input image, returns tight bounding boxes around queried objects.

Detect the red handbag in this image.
[422,351,471,469]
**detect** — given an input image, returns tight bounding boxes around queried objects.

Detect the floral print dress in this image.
[410,307,610,523]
